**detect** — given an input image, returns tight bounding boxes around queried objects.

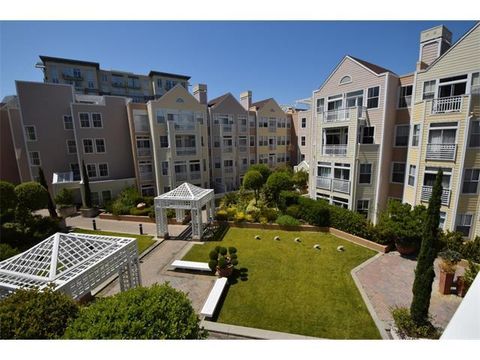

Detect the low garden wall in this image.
[220,221,390,253]
[99,213,187,225]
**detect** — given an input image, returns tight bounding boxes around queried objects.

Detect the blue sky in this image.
[0,21,476,105]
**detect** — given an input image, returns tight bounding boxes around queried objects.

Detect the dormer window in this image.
[340,76,352,85]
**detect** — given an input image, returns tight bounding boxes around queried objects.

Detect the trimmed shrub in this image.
[286,204,301,219]
[54,188,75,207]
[209,250,218,260]
[226,207,237,221]
[0,287,79,339]
[215,209,228,221]
[265,172,294,203]
[0,243,19,261]
[111,201,131,216]
[65,284,206,339]
[329,205,372,239]
[219,247,228,256]
[234,211,246,223]
[298,197,329,227]
[248,164,271,184]
[278,190,300,212]
[0,180,17,214]
[261,207,279,222]
[129,207,151,216]
[461,236,480,263]
[217,256,227,268]
[208,260,218,271]
[228,247,237,254]
[276,215,300,227]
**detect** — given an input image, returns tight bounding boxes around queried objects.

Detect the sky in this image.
[0,21,476,105]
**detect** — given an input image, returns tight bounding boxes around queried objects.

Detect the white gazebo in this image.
[154,182,215,240]
[0,232,141,300]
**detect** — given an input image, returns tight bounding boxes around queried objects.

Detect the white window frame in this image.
[391,162,406,184]
[79,112,91,128]
[24,125,37,142]
[301,136,306,146]
[83,138,94,154]
[101,190,112,203]
[422,80,436,101]
[397,85,413,109]
[301,118,307,128]
[86,163,97,179]
[411,124,421,147]
[356,199,370,215]
[455,214,474,237]
[161,161,169,176]
[394,125,410,147]
[98,163,109,177]
[366,86,380,109]
[469,120,480,148]
[91,113,103,128]
[66,139,77,154]
[408,165,416,187]
[29,151,41,166]
[358,163,372,185]
[462,168,480,194]
[439,211,446,230]
[141,184,155,197]
[95,138,106,153]
[63,115,74,130]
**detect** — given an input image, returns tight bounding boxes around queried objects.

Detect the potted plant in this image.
[457,261,479,297]
[54,188,77,218]
[208,246,238,278]
[438,250,462,295]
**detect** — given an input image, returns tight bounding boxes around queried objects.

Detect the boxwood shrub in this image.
[276,215,300,227]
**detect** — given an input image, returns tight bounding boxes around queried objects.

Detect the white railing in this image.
[53,171,77,184]
[175,123,195,131]
[239,126,248,133]
[223,147,233,153]
[136,148,151,157]
[176,147,196,156]
[421,186,451,206]
[222,125,232,133]
[190,172,201,180]
[239,146,247,153]
[332,179,350,194]
[268,127,276,133]
[224,167,234,174]
[322,144,347,156]
[431,96,463,114]
[323,108,350,123]
[176,173,188,182]
[316,177,332,190]
[139,172,153,181]
[426,144,457,160]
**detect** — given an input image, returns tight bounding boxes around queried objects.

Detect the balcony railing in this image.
[332,179,351,194]
[426,143,457,161]
[239,126,248,133]
[224,167,234,174]
[136,148,151,157]
[239,146,248,153]
[190,172,201,180]
[269,144,276,150]
[268,127,276,133]
[223,146,233,153]
[316,177,331,190]
[222,125,233,133]
[176,147,196,156]
[62,73,83,81]
[176,173,188,182]
[322,144,347,156]
[139,172,153,181]
[431,96,463,114]
[53,171,79,184]
[174,123,195,131]
[421,186,451,206]
[323,108,350,123]
[111,81,126,88]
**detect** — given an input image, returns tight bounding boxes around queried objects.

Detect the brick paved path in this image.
[355,252,464,330]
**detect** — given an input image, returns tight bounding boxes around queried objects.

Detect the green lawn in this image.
[72,228,156,255]
[183,227,380,339]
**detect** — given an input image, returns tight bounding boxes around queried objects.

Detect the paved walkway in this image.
[355,252,464,330]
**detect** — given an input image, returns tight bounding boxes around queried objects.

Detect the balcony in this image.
[136,148,152,157]
[53,171,79,184]
[174,124,195,131]
[426,144,457,161]
[111,81,126,88]
[268,127,276,133]
[224,167,234,174]
[332,179,351,194]
[316,177,331,190]
[223,146,233,153]
[431,96,463,114]
[239,146,247,153]
[176,173,188,182]
[269,144,277,151]
[222,125,233,133]
[139,172,153,181]
[62,73,83,81]
[323,108,350,124]
[322,144,347,157]
[190,172,201,180]
[176,147,196,156]
[421,186,451,206]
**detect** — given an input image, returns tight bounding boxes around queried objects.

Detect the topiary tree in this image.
[248,164,271,184]
[64,284,206,339]
[81,161,92,208]
[243,170,264,204]
[410,169,443,326]
[14,181,48,228]
[0,286,79,339]
[208,246,238,276]
[37,167,57,218]
[265,171,294,206]
[0,180,17,216]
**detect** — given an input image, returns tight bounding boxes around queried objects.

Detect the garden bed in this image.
[99,212,184,225]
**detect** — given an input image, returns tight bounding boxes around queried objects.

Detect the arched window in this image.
[340,75,352,85]
[176,98,184,103]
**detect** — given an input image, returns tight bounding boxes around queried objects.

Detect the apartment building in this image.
[403,23,480,239]
[287,106,312,166]
[38,56,190,102]
[1,81,136,205]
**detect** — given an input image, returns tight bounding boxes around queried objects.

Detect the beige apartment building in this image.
[404,23,480,239]
[287,106,312,166]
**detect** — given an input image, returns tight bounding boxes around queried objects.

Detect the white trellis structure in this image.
[155,182,215,240]
[0,232,141,300]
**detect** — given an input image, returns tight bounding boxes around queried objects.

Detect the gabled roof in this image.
[39,55,100,69]
[148,70,190,80]
[348,56,395,75]
[251,98,273,110]
[157,182,213,201]
[208,93,230,107]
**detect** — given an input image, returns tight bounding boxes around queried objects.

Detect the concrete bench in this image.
[200,277,228,318]
[170,260,211,272]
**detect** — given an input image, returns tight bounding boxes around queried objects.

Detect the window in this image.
[90,192,100,206]
[340,75,352,85]
[249,136,255,147]
[98,163,109,177]
[360,126,374,144]
[102,190,112,203]
[391,162,406,184]
[160,136,169,148]
[95,139,106,153]
[92,113,102,128]
[316,98,324,113]
[346,90,364,108]
[141,185,155,197]
[408,165,416,186]
[301,136,306,146]
[161,161,169,176]
[332,196,349,209]
[301,118,306,128]
[156,110,166,124]
[24,126,37,141]
[66,139,77,154]
[73,68,81,78]
[469,120,480,147]
[79,113,90,128]
[134,114,149,132]
[224,160,233,167]
[71,163,80,181]
[136,137,151,157]
[63,115,73,130]
[456,214,473,237]
[50,65,58,83]
[439,211,446,230]
[101,74,108,83]
[398,85,413,108]
[214,159,221,169]
[86,164,97,178]
[359,164,372,184]
[356,200,369,217]
[411,124,421,146]
[139,161,153,180]
[163,186,171,193]
[157,79,162,88]
[29,151,40,166]
[395,125,409,147]
[462,169,480,194]
[367,86,379,108]
[472,72,480,94]
[83,139,94,153]
[422,80,436,100]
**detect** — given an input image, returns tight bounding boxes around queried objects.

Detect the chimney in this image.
[240,90,252,110]
[193,84,207,105]
[417,25,452,70]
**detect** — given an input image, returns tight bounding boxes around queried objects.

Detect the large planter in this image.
[439,270,455,295]
[80,207,99,218]
[217,265,233,278]
[395,242,417,256]
[57,205,77,218]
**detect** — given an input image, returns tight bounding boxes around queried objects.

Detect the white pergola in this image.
[0,232,141,300]
[155,182,215,240]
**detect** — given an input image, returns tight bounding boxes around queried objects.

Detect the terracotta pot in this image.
[395,242,417,255]
[439,270,455,295]
[456,276,469,297]
[217,265,233,278]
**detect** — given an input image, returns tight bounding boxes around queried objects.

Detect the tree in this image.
[248,164,271,184]
[265,171,293,205]
[14,182,48,227]
[410,169,443,325]
[81,160,92,208]
[37,167,57,218]
[65,284,207,339]
[0,180,17,215]
[292,169,309,192]
[243,170,263,204]
[0,286,79,339]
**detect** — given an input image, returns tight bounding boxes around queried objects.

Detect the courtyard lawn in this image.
[72,228,156,255]
[183,227,381,339]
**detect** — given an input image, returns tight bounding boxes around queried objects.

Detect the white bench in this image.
[200,277,228,318]
[170,260,211,272]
